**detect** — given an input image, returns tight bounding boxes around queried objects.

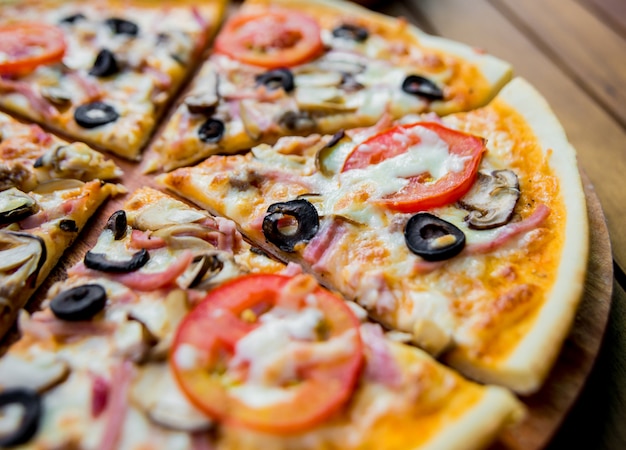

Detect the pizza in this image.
[144,0,512,172]
[0,110,124,340]
[0,0,227,160]
[158,77,589,394]
[0,187,523,449]
[0,0,593,448]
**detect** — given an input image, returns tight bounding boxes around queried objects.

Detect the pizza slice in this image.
[144,0,512,172]
[0,111,124,339]
[158,77,589,394]
[0,188,522,449]
[0,0,227,160]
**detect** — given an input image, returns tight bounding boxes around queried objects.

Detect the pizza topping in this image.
[255,68,295,93]
[0,232,46,289]
[180,254,224,289]
[40,85,72,107]
[74,102,119,129]
[360,323,403,387]
[404,213,466,261]
[0,23,66,75]
[401,75,445,101]
[342,122,485,212]
[33,143,122,182]
[84,248,150,273]
[185,71,219,115]
[89,49,119,77]
[59,13,86,25]
[316,130,349,176]
[214,11,324,69]
[105,17,140,37]
[171,274,363,433]
[0,354,69,394]
[0,188,38,224]
[59,219,78,232]
[278,110,316,133]
[331,24,369,42]
[105,210,128,240]
[49,284,107,321]
[197,118,225,143]
[0,388,41,447]
[263,199,320,252]
[459,170,520,230]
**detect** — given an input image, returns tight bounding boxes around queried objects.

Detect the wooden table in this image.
[372,0,625,448]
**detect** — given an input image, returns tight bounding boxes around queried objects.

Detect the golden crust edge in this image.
[446,77,590,394]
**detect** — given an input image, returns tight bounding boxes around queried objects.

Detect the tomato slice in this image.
[214,10,324,68]
[170,274,363,433]
[0,23,66,75]
[342,122,485,213]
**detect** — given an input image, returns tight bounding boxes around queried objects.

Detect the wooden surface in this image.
[380,1,626,448]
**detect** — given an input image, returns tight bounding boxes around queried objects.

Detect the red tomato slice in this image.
[214,10,323,68]
[342,122,485,213]
[170,274,363,433]
[0,23,66,75]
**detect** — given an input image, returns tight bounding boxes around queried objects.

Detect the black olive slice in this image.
[105,210,127,240]
[59,219,78,232]
[74,102,119,129]
[105,17,139,36]
[332,24,369,42]
[404,213,465,261]
[0,388,41,447]
[401,75,445,101]
[89,49,119,77]
[84,249,149,273]
[197,118,225,143]
[255,68,295,93]
[60,13,86,24]
[50,284,107,321]
[262,199,319,252]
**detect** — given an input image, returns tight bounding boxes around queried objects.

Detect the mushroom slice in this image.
[294,71,343,88]
[458,170,520,230]
[178,251,244,290]
[0,231,46,292]
[0,354,69,393]
[31,179,85,195]
[34,142,122,182]
[185,71,219,115]
[40,85,72,108]
[0,188,38,225]
[130,199,208,231]
[295,86,355,113]
[130,363,212,432]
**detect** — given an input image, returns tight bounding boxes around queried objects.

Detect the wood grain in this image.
[496,0,626,128]
[582,0,626,37]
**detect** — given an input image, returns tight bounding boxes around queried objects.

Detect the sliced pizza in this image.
[0,0,227,160]
[0,188,522,449]
[158,77,589,394]
[0,110,124,339]
[144,0,512,172]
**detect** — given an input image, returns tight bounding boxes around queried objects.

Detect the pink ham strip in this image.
[222,86,285,102]
[30,124,53,145]
[360,323,403,388]
[144,66,172,90]
[98,360,134,450]
[464,204,551,254]
[90,374,110,418]
[302,219,346,272]
[215,217,243,252]
[108,251,194,291]
[21,310,116,340]
[280,261,304,276]
[0,78,57,119]
[67,72,103,102]
[411,205,552,274]
[68,251,194,291]
[129,229,167,250]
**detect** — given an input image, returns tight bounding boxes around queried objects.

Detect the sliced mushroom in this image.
[130,363,212,432]
[33,142,122,182]
[0,188,38,225]
[130,200,208,231]
[0,232,46,292]
[313,51,367,75]
[112,319,157,363]
[0,354,69,393]
[294,71,343,88]
[277,110,316,133]
[40,85,73,109]
[295,86,355,113]
[185,71,219,115]
[178,251,244,291]
[0,162,36,192]
[458,170,520,230]
[31,179,85,195]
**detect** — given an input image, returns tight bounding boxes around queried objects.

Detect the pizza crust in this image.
[444,77,589,393]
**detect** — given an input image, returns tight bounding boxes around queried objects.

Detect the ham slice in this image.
[129,229,167,250]
[98,360,134,450]
[91,374,110,418]
[302,219,347,272]
[360,323,403,388]
[0,78,57,119]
